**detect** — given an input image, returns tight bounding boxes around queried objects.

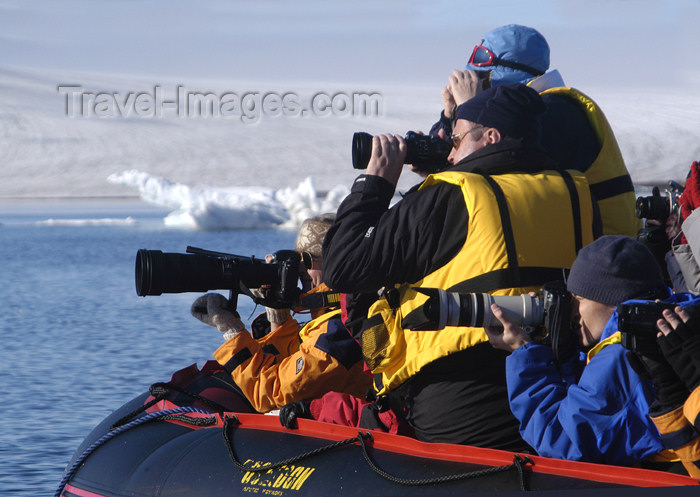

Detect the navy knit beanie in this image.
[566,236,667,306]
[455,83,544,143]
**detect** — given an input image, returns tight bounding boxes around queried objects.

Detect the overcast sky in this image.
[2,0,699,91]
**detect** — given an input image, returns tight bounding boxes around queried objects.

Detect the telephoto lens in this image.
[439,291,545,329]
[407,287,545,331]
[351,131,451,172]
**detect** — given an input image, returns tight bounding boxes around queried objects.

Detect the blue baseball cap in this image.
[466,24,550,86]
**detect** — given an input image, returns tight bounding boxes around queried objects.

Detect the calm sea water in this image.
[0,199,296,497]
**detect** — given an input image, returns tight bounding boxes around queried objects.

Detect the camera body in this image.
[618,300,699,354]
[634,181,684,281]
[635,182,683,222]
[352,131,452,173]
[135,247,301,309]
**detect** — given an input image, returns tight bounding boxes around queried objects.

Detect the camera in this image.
[402,281,575,360]
[635,182,683,222]
[618,300,700,354]
[352,131,452,173]
[135,246,301,309]
[635,181,684,282]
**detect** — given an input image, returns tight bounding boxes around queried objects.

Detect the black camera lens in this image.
[635,187,670,221]
[351,131,451,173]
[352,132,373,169]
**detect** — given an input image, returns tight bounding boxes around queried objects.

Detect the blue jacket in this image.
[506,307,664,465]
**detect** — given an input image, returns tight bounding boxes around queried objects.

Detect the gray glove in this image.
[191,293,246,341]
[250,288,291,325]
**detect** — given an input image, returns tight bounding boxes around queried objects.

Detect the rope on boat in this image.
[222,414,371,472]
[222,415,534,490]
[111,381,234,429]
[357,432,533,489]
[54,407,213,497]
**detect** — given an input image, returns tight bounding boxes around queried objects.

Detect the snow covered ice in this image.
[2,1,700,230]
[107,170,349,229]
[3,64,700,230]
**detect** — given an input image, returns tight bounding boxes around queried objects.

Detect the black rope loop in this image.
[222,417,533,491]
[357,433,533,489]
[110,388,169,430]
[223,416,371,473]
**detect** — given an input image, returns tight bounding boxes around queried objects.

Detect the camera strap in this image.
[297,291,341,310]
[448,267,569,294]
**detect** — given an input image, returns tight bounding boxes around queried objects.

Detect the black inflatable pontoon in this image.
[56,362,700,496]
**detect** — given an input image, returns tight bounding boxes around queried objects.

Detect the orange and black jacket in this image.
[650,386,700,478]
[213,303,371,413]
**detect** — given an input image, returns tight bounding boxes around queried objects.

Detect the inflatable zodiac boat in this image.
[56,361,699,497]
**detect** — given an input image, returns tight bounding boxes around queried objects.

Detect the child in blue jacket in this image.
[486,236,682,466]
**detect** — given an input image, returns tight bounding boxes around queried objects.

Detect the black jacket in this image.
[323,138,599,294]
[322,139,597,450]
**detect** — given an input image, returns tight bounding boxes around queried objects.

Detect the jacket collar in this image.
[451,138,558,176]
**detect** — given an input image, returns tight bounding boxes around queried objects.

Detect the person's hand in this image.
[447,70,488,108]
[657,306,700,390]
[191,293,246,340]
[657,306,692,337]
[441,85,457,119]
[484,303,532,352]
[365,134,407,187]
[679,161,700,221]
[250,286,291,329]
[622,306,689,411]
[279,400,311,429]
[664,212,682,242]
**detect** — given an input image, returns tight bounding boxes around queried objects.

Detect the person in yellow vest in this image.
[486,235,700,473]
[430,24,639,237]
[190,214,371,413]
[322,83,599,449]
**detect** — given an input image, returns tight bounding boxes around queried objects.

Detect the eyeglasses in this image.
[450,126,484,148]
[468,45,544,77]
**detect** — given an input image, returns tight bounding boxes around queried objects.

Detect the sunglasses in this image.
[468,45,544,77]
[450,126,484,148]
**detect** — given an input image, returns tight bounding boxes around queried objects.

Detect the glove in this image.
[250,288,291,326]
[626,349,689,414]
[191,293,245,341]
[279,400,312,429]
[265,307,291,325]
[658,315,700,391]
[679,161,700,221]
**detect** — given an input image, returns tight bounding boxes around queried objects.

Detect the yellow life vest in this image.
[539,87,641,237]
[362,168,595,396]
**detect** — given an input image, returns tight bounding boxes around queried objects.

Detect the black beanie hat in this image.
[566,235,667,306]
[455,83,545,143]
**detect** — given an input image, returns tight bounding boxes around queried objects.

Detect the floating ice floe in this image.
[108,170,350,229]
